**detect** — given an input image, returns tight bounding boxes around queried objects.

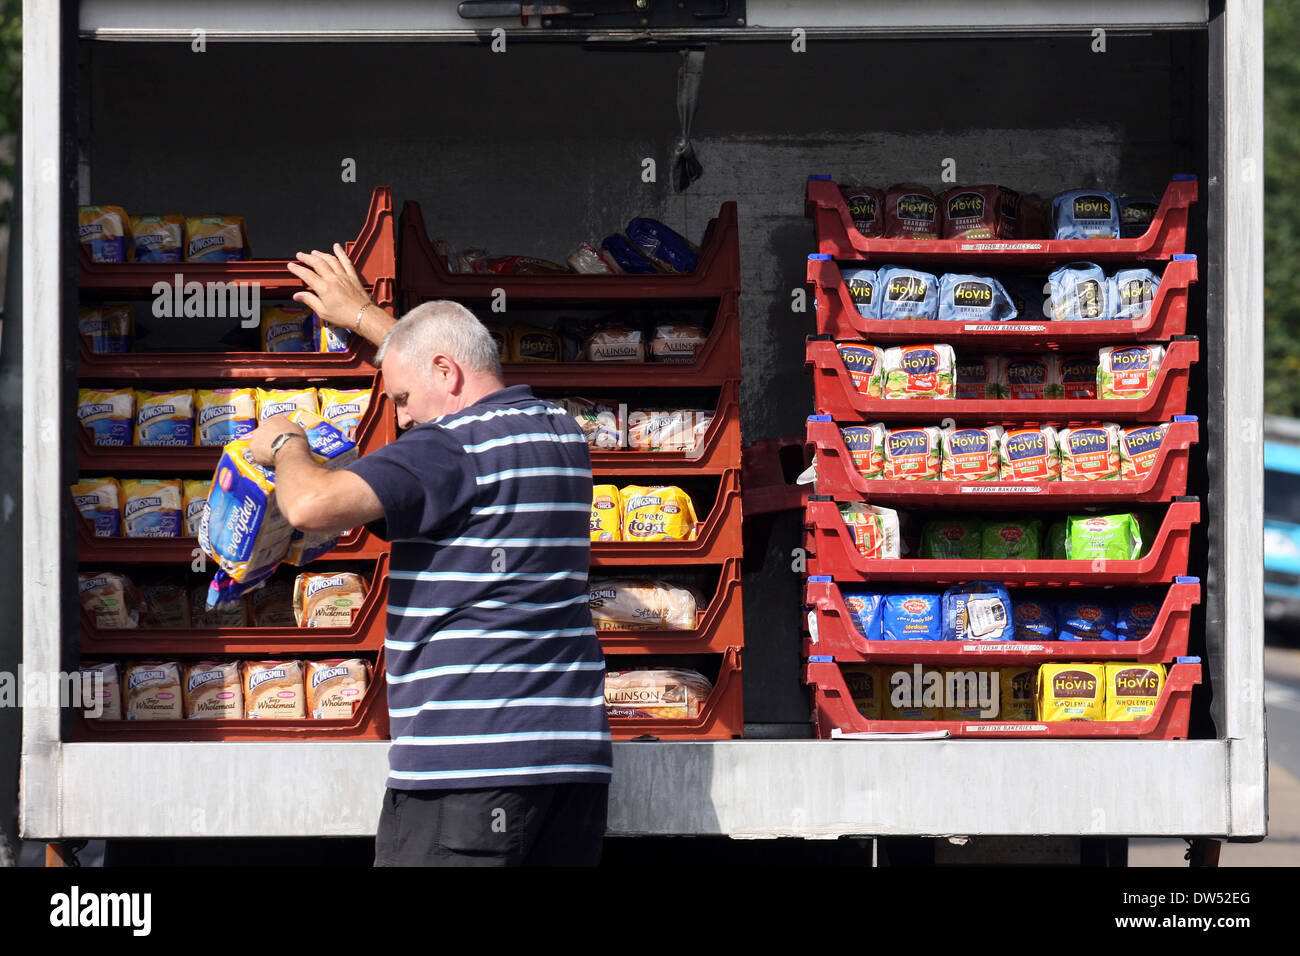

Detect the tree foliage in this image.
[1266,0,1300,414]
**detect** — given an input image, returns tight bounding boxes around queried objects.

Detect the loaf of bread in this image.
[605,668,713,719]
[124,661,183,720]
[589,579,702,630]
[306,659,369,719]
[243,660,306,718]
[184,660,243,719]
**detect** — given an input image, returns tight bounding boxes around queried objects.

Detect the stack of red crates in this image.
[799,174,1205,739]
[399,201,746,739]
[73,188,397,740]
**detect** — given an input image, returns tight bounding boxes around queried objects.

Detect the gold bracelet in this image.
[355,302,370,335]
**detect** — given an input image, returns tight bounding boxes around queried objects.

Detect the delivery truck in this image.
[13,0,1265,864]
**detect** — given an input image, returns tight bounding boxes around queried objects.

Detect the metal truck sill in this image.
[26,738,1240,840]
[76,0,1210,40]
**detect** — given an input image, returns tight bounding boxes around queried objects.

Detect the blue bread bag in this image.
[941,582,1013,642]
[1056,599,1118,641]
[839,588,884,640]
[937,273,1018,323]
[882,593,942,641]
[876,266,939,321]
[1051,189,1121,239]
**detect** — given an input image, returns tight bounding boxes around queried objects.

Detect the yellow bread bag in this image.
[78,387,134,447]
[590,485,622,541]
[78,205,132,262]
[257,387,318,423]
[124,661,183,720]
[318,387,372,441]
[1104,662,1165,721]
[186,214,248,261]
[840,663,883,720]
[879,663,949,721]
[485,324,512,362]
[183,479,212,537]
[1000,666,1038,721]
[511,325,562,362]
[121,478,184,538]
[293,571,368,628]
[134,388,196,447]
[183,661,243,719]
[243,661,306,719]
[196,388,257,446]
[78,571,143,629]
[71,477,123,537]
[1037,663,1106,721]
[260,304,314,352]
[130,214,184,262]
[620,485,698,542]
[306,659,370,719]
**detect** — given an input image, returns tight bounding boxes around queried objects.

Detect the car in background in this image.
[1266,416,1300,634]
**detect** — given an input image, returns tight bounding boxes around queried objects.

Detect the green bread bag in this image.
[920,518,983,559]
[1065,513,1142,561]
[1046,521,1068,560]
[980,518,1042,559]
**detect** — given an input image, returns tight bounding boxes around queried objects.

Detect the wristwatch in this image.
[270,432,307,459]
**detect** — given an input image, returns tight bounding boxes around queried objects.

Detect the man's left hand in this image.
[247,417,308,466]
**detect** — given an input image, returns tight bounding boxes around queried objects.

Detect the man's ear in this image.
[431,353,461,389]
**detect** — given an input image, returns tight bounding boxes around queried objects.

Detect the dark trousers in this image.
[374,782,609,867]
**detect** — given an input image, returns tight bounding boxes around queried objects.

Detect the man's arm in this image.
[246,420,385,536]
[286,243,397,348]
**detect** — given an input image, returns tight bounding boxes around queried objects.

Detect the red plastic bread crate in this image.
[78,186,396,293]
[78,554,391,657]
[77,276,396,381]
[496,292,741,389]
[803,496,1199,585]
[589,379,741,477]
[75,373,395,472]
[805,656,1200,740]
[807,254,1197,345]
[805,415,1198,505]
[806,335,1199,424]
[76,514,389,563]
[592,469,743,566]
[741,435,811,517]
[399,200,741,305]
[594,558,744,656]
[608,646,743,740]
[805,175,1197,265]
[803,575,1200,664]
[70,651,389,741]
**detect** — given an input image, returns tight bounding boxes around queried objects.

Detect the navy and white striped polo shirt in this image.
[347,384,612,791]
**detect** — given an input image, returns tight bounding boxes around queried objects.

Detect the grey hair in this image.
[375,300,502,378]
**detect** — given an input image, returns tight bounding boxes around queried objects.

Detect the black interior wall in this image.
[80,32,1211,731]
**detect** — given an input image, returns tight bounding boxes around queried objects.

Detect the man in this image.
[247,244,612,866]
